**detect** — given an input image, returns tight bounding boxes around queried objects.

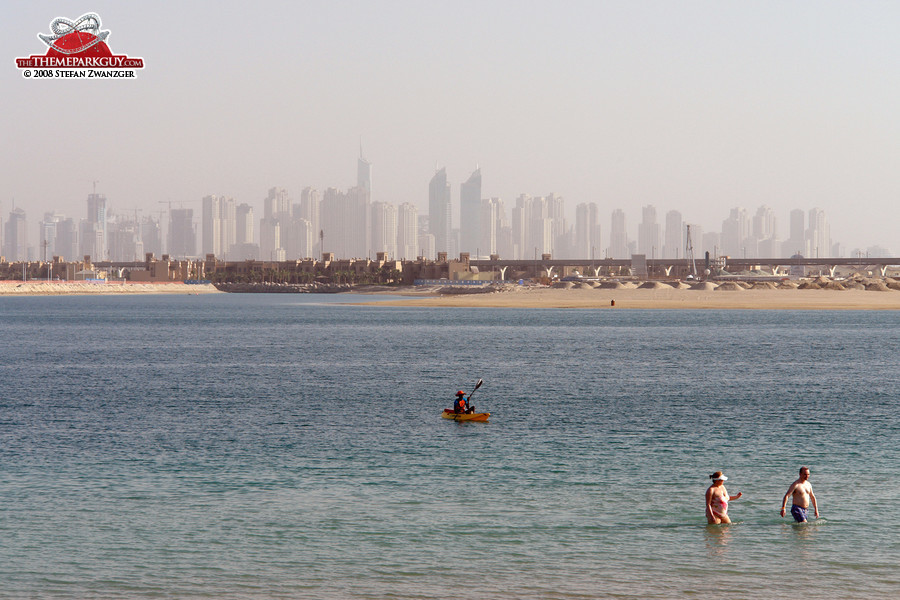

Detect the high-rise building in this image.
[783,209,806,256]
[260,187,290,261]
[201,195,236,259]
[370,201,398,259]
[459,168,482,255]
[610,209,627,259]
[511,195,530,259]
[397,203,418,260]
[4,208,28,261]
[428,168,451,255]
[229,203,256,260]
[80,192,107,260]
[807,208,830,258]
[320,186,369,259]
[663,210,683,259]
[108,216,143,262]
[56,218,78,261]
[638,205,661,258]
[235,204,254,244]
[480,197,504,257]
[40,212,66,261]
[140,217,161,258]
[298,188,320,257]
[168,208,196,258]
[720,207,749,258]
[358,147,372,197]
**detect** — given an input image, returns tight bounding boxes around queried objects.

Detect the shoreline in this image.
[360,286,900,310]
[0,281,220,296]
[4,279,900,310]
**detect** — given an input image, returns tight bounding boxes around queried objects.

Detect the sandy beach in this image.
[370,284,900,310]
[0,281,220,295]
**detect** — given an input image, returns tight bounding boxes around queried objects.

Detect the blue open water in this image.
[1,294,898,599]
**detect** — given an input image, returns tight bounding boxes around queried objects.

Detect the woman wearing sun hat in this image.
[705,471,743,524]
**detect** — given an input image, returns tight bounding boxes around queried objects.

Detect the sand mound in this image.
[638,281,671,289]
[619,281,639,289]
[885,279,900,291]
[690,282,717,291]
[670,281,691,289]
[778,281,799,289]
[842,281,865,290]
[750,281,778,290]
[715,282,745,291]
[575,282,596,290]
[798,281,821,290]
[865,282,891,292]
[821,281,846,291]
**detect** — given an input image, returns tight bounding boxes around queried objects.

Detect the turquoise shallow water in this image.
[1,294,898,599]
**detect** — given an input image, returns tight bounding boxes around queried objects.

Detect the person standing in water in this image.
[780,466,819,522]
[706,471,743,524]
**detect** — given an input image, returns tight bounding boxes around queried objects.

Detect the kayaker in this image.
[453,390,474,414]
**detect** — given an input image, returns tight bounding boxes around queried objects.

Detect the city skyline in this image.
[4,2,900,254]
[6,155,893,264]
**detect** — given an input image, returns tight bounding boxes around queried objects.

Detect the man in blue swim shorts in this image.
[780,466,819,522]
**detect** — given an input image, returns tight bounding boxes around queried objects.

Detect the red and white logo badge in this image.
[15,13,145,79]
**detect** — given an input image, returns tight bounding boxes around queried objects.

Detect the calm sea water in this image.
[1,294,897,599]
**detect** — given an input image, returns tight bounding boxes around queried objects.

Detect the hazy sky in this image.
[4,1,899,253]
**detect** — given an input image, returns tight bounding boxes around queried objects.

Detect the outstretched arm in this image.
[729,492,743,501]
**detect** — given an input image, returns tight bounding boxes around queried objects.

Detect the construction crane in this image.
[685,224,698,279]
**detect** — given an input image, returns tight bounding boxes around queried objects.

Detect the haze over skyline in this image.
[4,1,899,254]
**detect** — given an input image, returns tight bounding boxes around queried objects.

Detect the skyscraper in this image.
[370,201,398,259]
[663,210,683,259]
[358,146,372,198]
[480,197,504,257]
[428,168,451,255]
[168,208,196,258]
[610,209,627,259]
[459,168,482,255]
[320,186,369,259]
[637,205,661,258]
[397,203,418,260]
[260,187,290,261]
[81,192,107,260]
[201,195,236,258]
[807,208,830,258]
[4,208,28,261]
[720,207,749,257]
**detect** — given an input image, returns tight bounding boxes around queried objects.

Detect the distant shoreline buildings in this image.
[3,152,894,264]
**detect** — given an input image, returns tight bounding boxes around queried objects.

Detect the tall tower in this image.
[357,145,372,198]
[3,208,28,261]
[201,195,236,259]
[610,209,627,259]
[459,167,482,255]
[397,202,418,260]
[81,192,107,260]
[637,205,661,258]
[428,167,451,254]
[168,208,196,258]
[807,208,830,258]
[370,202,398,259]
[664,210,683,259]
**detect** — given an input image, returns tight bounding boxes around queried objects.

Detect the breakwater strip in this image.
[0,281,220,295]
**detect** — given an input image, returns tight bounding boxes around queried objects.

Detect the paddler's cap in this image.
[456,390,466,396]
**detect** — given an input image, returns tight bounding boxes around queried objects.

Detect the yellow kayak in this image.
[442,409,490,422]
